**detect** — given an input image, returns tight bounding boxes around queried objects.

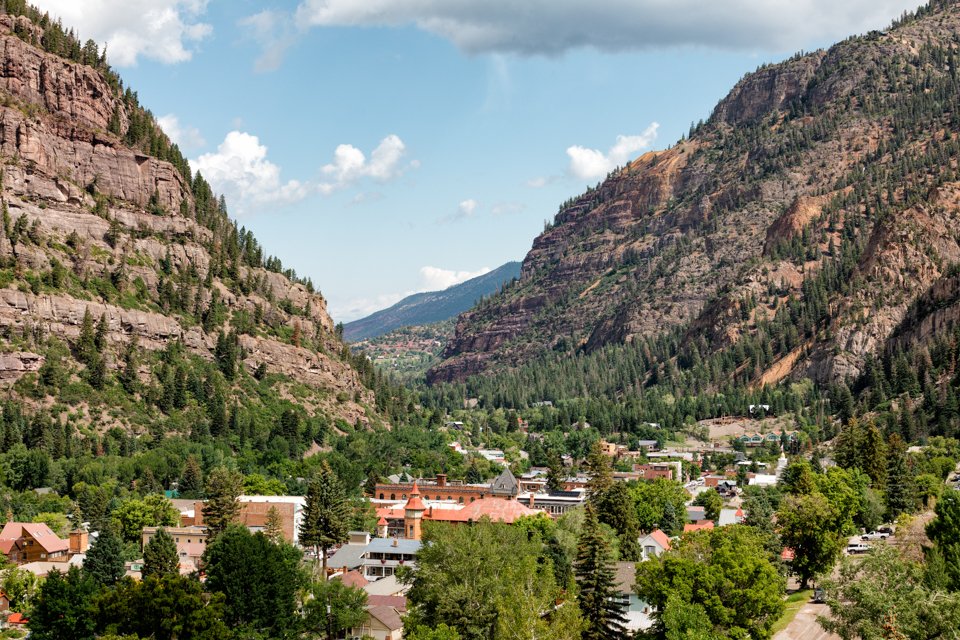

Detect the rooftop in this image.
[366,538,422,555]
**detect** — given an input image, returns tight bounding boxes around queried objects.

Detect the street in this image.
[773,601,840,640]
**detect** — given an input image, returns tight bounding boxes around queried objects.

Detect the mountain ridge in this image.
[343,261,521,342]
[428,0,960,393]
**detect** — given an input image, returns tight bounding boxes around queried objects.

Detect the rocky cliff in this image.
[0,12,376,431]
[430,0,960,390]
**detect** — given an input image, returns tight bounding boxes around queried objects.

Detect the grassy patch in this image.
[770,589,814,636]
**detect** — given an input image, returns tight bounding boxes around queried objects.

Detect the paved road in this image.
[774,601,840,640]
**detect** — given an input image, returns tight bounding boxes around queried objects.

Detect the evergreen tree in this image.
[264,505,285,545]
[178,456,204,499]
[119,334,140,394]
[659,500,681,536]
[585,440,613,500]
[142,527,179,579]
[885,433,914,519]
[299,461,351,576]
[76,308,95,362]
[28,566,98,640]
[575,504,628,640]
[925,489,960,590]
[84,525,125,586]
[202,466,243,540]
[546,452,566,493]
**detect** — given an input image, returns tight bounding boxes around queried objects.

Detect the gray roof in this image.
[613,562,636,594]
[364,574,407,596]
[327,543,368,570]
[365,538,422,555]
[490,467,519,496]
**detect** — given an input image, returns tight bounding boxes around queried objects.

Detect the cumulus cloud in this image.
[32,0,211,66]
[567,123,659,180]
[157,114,205,151]
[319,135,413,194]
[292,0,918,56]
[419,266,491,291]
[192,131,310,213]
[438,199,480,224]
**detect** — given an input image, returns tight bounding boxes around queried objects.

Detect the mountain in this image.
[343,261,521,342]
[429,0,960,394]
[0,7,395,449]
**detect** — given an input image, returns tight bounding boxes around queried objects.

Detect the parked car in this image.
[861,531,890,541]
[877,525,895,535]
[847,542,870,554]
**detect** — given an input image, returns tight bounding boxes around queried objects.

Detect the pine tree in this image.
[202,466,243,540]
[77,308,95,363]
[575,504,628,640]
[178,456,203,499]
[119,334,140,394]
[585,440,613,500]
[264,505,285,545]
[886,434,915,519]
[142,528,179,579]
[546,452,566,493]
[660,500,681,536]
[299,462,351,576]
[84,525,124,586]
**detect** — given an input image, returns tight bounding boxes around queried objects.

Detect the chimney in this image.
[528,493,535,508]
[69,530,89,555]
[436,473,447,488]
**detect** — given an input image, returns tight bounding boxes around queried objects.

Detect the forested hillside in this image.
[0,2,422,502]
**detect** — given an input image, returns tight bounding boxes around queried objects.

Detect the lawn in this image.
[770,589,814,636]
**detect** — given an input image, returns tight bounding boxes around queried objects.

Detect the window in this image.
[379,493,384,499]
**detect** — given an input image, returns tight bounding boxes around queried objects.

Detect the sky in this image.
[31,0,922,322]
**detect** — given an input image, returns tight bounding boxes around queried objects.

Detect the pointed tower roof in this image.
[405,482,426,512]
[377,516,388,526]
[490,467,519,497]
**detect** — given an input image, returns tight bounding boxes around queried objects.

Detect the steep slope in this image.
[0,9,382,442]
[344,262,521,342]
[429,0,960,391]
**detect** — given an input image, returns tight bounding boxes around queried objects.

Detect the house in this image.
[683,521,715,534]
[685,506,706,523]
[374,469,520,506]
[5,612,26,629]
[351,604,404,640]
[185,496,305,545]
[327,532,372,573]
[638,530,671,560]
[335,569,369,589]
[518,489,586,517]
[0,523,70,564]
[717,508,745,527]
[747,474,779,487]
[363,574,407,597]
[362,537,421,581]
[613,562,654,633]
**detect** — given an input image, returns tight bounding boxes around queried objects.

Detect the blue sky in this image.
[33,0,921,322]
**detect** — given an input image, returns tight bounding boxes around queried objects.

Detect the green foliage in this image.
[203,525,305,636]
[202,466,243,540]
[776,493,845,588]
[28,566,98,640]
[636,526,785,640]
[299,461,351,574]
[575,506,627,640]
[111,494,179,544]
[692,488,723,523]
[925,489,960,591]
[819,547,960,639]
[93,574,231,640]
[142,528,179,580]
[404,520,577,640]
[303,578,368,639]
[84,526,125,587]
[630,479,688,535]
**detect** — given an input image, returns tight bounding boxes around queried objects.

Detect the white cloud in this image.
[319,135,412,194]
[526,177,550,189]
[157,114,205,151]
[567,123,659,180]
[32,0,211,66]
[191,131,309,213]
[240,9,298,73]
[332,264,492,321]
[419,266,491,291]
[437,199,480,224]
[292,0,919,56]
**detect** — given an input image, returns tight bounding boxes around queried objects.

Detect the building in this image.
[0,523,70,564]
[184,496,305,545]
[737,431,799,448]
[142,526,208,573]
[362,537,421,581]
[638,530,671,560]
[351,603,405,640]
[613,562,654,633]
[683,521,715,534]
[374,468,521,505]
[518,489,586,517]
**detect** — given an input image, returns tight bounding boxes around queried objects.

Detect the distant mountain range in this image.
[344,262,522,342]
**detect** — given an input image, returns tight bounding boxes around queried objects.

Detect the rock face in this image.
[0,17,373,426]
[429,3,960,387]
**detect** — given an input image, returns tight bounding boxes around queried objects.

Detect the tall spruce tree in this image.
[84,525,125,586]
[264,505,285,545]
[886,433,915,518]
[299,461,351,576]
[142,527,179,579]
[202,466,243,541]
[575,504,628,640]
[585,440,613,500]
[179,455,204,499]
